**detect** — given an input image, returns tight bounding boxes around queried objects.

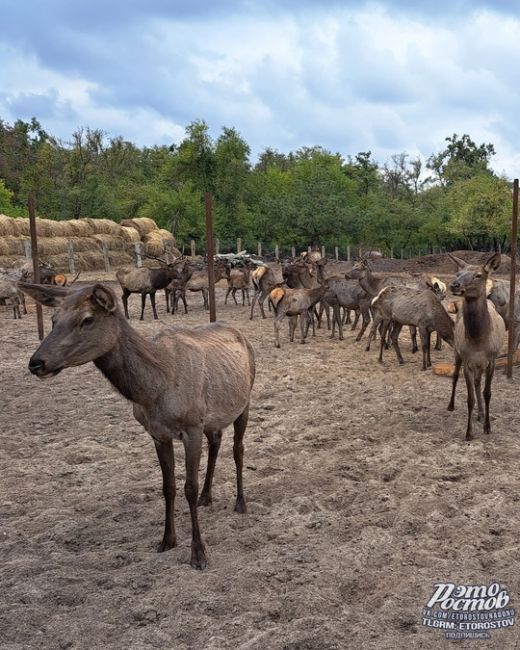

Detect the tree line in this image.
[0,117,514,255]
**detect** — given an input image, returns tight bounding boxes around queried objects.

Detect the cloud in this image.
[0,1,520,175]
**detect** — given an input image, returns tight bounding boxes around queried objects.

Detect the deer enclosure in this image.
[2,270,520,650]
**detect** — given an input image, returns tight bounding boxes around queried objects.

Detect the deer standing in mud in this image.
[447,253,505,441]
[20,282,255,569]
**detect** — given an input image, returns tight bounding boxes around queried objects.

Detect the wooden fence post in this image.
[237,238,242,253]
[102,241,110,272]
[308,245,312,253]
[68,240,76,274]
[347,245,351,261]
[275,244,280,260]
[335,246,339,261]
[23,240,31,259]
[191,240,196,257]
[215,238,220,255]
[291,246,296,258]
[257,241,262,257]
[390,247,393,259]
[321,245,325,258]
[135,242,143,267]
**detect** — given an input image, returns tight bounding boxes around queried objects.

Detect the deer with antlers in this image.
[116,256,185,320]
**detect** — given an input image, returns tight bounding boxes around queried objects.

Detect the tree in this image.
[427,134,496,186]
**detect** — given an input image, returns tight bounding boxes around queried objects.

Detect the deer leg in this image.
[334,304,344,340]
[418,326,429,370]
[233,406,249,513]
[483,363,494,435]
[435,331,442,351]
[250,290,260,319]
[464,368,476,441]
[274,314,284,348]
[355,309,371,342]
[365,315,381,352]
[410,326,418,353]
[448,353,462,411]
[181,291,188,314]
[475,371,484,422]
[289,316,297,342]
[182,430,207,569]
[224,287,231,305]
[378,320,391,363]
[150,292,159,320]
[345,309,351,325]
[391,323,405,365]
[232,289,238,305]
[154,440,176,552]
[202,288,209,310]
[165,288,170,314]
[351,309,360,331]
[140,292,147,321]
[198,430,223,506]
[301,311,310,342]
[122,289,130,319]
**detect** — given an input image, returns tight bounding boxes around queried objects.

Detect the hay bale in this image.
[0,236,29,256]
[143,230,169,257]
[157,228,175,243]
[11,218,30,236]
[66,219,94,237]
[121,217,158,236]
[85,218,122,236]
[108,251,135,267]
[0,215,18,236]
[91,234,127,251]
[120,226,141,243]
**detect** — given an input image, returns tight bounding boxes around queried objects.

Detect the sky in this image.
[1,0,520,175]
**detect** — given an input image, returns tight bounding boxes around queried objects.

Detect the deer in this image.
[249,264,284,320]
[19,281,255,569]
[269,278,328,348]
[116,257,185,320]
[446,253,506,441]
[225,261,252,306]
[186,259,227,310]
[370,285,454,370]
[0,277,23,318]
[164,257,194,314]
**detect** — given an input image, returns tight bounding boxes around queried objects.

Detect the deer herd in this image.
[3,245,517,568]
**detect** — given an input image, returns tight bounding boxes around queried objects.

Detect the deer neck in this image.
[359,271,379,296]
[462,293,490,341]
[94,318,167,405]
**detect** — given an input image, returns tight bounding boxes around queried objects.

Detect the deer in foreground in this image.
[20,282,256,569]
[447,253,505,441]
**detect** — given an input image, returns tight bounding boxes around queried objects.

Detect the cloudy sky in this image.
[1,0,520,175]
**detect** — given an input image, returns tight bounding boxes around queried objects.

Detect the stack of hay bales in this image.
[0,214,178,271]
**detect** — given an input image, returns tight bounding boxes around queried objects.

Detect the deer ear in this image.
[92,284,117,312]
[484,253,501,273]
[447,253,467,270]
[18,282,69,307]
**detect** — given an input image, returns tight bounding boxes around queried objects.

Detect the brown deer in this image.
[20,282,255,569]
[269,281,328,348]
[447,253,505,441]
[249,264,284,320]
[225,261,252,306]
[371,285,454,370]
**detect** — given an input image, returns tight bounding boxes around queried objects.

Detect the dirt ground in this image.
[2,275,520,650]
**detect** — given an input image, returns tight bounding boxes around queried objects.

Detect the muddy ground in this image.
[2,276,520,650]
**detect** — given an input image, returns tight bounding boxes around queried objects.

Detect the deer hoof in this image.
[447,403,455,412]
[465,433,474,442]
[198,492,212,507]
[234,498,247,514]
[157,538,176,553]
[191,546,208,570]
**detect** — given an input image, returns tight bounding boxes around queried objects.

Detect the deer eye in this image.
[80,316,95,328]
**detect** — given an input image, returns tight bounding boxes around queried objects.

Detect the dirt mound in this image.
[369,251,515,276]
